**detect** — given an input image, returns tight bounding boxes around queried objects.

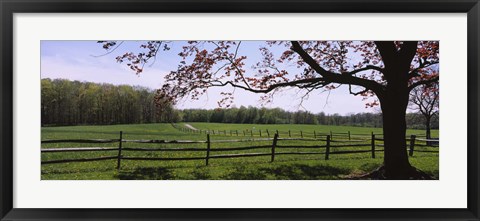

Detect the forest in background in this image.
[41,78,438,129]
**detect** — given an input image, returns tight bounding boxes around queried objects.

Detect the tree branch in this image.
[408,61,439,79]
[290,41,385,98]
[91,41,124,57]
[349,84,369,96]
[345,65,384,75]
[374,41,397,68]
[399,41,419,65]
[209,78,326,94]
[408,76,439,91]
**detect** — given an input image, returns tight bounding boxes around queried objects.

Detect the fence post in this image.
[206,134,211,166]
[259,129,262,137]
[236,130,239,136]
[300,131,303,138]
[276,130,279,137]
[271,133,278,162]
[325,135,331,160]
[230,130,232,136]
[289,130,291,137]
[348,131,351,140]
[243,130,246,136]
[371,134,376,158]
[330,131,333,140]
[116,131,123,170]
[409,135,416,157]
[266,129,270,138]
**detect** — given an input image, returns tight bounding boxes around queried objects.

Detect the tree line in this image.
[41,78,180,126]
[41,78,438,129]
[181,107,437,129]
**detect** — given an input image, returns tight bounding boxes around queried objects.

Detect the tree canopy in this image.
[99,41,439,109]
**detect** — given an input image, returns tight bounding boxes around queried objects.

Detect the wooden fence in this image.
[171,123,433,141]
[41,131,439,169]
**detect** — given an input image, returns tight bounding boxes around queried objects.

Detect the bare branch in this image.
[209,77,326,94]
[91,41,124,57]
[345,65,384,76]
[349,84,369,96]
[408,76,439,91]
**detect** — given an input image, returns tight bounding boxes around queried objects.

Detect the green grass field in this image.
[41,123,439,180]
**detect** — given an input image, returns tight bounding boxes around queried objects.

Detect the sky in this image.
[40,41,380,115]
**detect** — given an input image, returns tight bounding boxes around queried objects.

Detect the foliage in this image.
[41,78,181,126]
[181,108,437,129]
[98,41,438,109]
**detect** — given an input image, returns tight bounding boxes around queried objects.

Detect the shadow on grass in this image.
[264,164,351,180]
[222,164,352,180]
[116,166,212,180]
[221,166,268,180]
[116,167,174,180]
[191,166,212,180]
[359,162,382,172]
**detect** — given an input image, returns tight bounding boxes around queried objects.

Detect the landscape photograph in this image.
[41,40,439,180]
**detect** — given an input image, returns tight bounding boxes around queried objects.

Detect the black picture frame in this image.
[1,0,479,220]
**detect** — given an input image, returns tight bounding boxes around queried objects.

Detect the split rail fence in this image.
[172,124,434,141]
[41,131,439,169]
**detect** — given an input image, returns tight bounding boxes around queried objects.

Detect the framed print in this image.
[1,0,479,220]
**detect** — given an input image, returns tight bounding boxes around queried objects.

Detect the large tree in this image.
[99,40,439,179]
[409,82,439,142]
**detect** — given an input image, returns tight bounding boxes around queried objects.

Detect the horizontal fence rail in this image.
[41,139,120,144]
[41,130,439,169]
[41,147,119,152]
[42,156,118,165]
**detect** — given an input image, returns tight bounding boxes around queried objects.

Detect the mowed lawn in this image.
[41,123,439,180]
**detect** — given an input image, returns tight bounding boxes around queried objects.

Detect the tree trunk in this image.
[379,75,413,179]
[381,100,412,179]
[425,116,431,145]
[425,118,431,139]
